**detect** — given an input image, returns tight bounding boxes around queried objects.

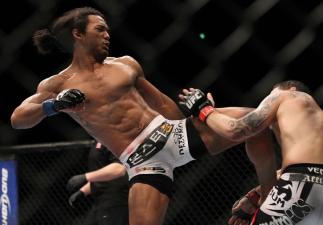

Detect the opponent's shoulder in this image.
[270,90,317,112]
[281,90,312,102]
[288,91,318,106]
[264,89,299,102]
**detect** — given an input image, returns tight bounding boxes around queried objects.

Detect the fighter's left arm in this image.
[127,56,185,120]
[206,92,285,142]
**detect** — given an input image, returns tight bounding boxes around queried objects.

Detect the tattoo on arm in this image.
[228,93,279,138]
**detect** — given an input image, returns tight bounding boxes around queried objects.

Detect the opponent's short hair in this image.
[273,80,311,94]
[33,7,105,54]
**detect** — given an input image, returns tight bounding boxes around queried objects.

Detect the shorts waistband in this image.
[282,163,323,185]
[283,163,323,175]
[119,115,166,163]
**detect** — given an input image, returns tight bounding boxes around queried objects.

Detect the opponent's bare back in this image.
[271,90,323,168]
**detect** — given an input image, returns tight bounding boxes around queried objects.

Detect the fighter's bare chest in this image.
[60,70,137,102]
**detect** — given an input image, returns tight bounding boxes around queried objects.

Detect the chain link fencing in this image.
[0,0,319,224]
[2,141,262,225]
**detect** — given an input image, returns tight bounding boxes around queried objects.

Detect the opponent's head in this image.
[272,80,311,94]
[33,7,109,61]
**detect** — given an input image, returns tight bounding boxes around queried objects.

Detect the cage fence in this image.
[1,141,259,225]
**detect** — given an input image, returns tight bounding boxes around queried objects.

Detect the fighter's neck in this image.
[70,48,103,71]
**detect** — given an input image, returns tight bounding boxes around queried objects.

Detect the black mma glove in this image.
[68,190,86,207]
[42,89,85,116]
[228,188,260,224]
[66,174,87,193]
[180,89,214,122]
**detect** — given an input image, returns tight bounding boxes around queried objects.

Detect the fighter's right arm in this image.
[11,78,58,129]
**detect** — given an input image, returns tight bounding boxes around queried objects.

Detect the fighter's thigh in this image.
[128,183,169,225]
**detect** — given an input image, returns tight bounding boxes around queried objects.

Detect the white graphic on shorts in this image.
[261,180,304,217]
[259,178,314,225]
[259,199,313,225]
[172,120,186,155]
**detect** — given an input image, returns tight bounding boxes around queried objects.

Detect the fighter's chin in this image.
[95,51,109,63]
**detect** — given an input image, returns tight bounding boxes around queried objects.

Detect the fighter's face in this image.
[83,15,110,62]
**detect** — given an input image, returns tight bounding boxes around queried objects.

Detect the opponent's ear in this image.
[72,28,83,40]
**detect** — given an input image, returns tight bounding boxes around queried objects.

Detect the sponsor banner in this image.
[0,160,18,225]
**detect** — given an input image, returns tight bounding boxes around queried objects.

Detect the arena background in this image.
[0,0,323,225]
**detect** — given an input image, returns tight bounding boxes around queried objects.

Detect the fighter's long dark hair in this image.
[33,7,104,54]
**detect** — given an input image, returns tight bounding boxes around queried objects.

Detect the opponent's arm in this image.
[206,92,282,142]
[228,186,261,225]
[229,168,282,225]
[227,129,276,225]
[246,128,277,199]
[179,88,285,141]
[211,107,277,197]
[210,106,277,197]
